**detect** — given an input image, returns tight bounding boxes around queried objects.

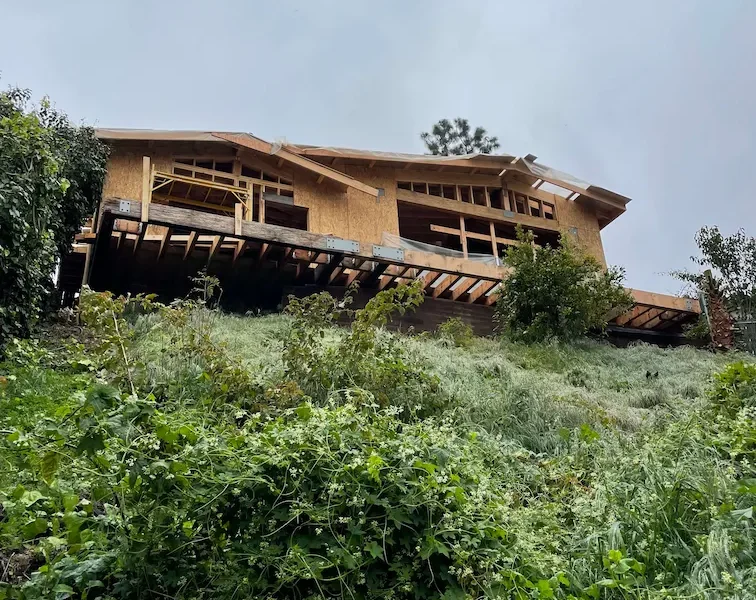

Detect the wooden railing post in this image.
[234,202,243,236]
[141,156,151,222]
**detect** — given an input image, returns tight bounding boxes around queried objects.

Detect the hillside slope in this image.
[1,298,755,599]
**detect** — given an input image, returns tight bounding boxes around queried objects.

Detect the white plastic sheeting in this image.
[381,232,501,266]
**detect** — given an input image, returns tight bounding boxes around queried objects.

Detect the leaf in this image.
[155,424,178,444]
[295,403,312,420]
[364,540,383,559]
[413,461,437,475]
[22,517,48,539]
[53,583,73,598]
[77,432,105,455]
[41,451,60,483]
[20,490,47,507]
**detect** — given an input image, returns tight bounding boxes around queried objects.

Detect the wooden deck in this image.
[72,197,700,336]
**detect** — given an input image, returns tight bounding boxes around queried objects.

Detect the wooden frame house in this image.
[62,129,700,338]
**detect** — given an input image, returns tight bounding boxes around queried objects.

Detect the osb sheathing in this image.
[100,141,606,264]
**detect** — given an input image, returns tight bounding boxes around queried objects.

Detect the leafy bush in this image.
[436,317,475,348]
[495,227,633,342]
[0,87,107,345]
[282,281,443,414]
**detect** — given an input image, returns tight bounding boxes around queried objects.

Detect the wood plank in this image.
[141,156,151,222]
[363,262,389,287]
[183,230,199,260]
[450,277,477,301]
[432,274,458,298]
[212,133,379,197]
[627,289,700,314]
[397,188,560,232]
[467,280,498,304]
[234,203,243,236]
[279,246,295,270]
[157,227,173,261]
[132,223,146,255]
[208,235,223,262]
[459,216,468,258]
[429,224,520,247]
[315,253,344,284]
[101,198,505,283]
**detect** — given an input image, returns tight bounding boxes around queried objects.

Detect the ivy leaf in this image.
[364,540,383,559]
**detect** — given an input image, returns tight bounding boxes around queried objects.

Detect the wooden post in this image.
[489,222,498,262]
[459,216,468,258]
[81,244,93,288]
[234,202,243,236]
[141,156,151,222]
[259,187,266,224]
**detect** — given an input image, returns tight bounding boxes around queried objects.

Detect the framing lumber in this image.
[100,198,504,282]
[467,280,498,304]
[315,253,344,284]
[429,224,521,247]
[141,156,151,222]
[397,188,559,232]
[432,274,458,298]
[450,277,476,301]
[211,133,380,197]
[208,236,223,262]
[184,230,199,260]
[363,262,389,287]
[157,227,173,261]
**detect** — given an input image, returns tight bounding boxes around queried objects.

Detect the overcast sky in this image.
[2,0,755,293]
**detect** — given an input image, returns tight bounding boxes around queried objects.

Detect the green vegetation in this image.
[421,118,500,155]
[2,283,755,599]
[0,87,107,344]
[496,228,633,343]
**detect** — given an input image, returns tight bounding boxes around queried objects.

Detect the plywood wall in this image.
[100,140,607,264]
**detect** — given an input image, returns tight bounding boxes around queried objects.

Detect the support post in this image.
[234,203,243,236]
[460,216,468,258]
[141,156,151,222]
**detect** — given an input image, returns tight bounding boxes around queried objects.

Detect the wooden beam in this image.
[234,203,243,236]
[100,198,505,282]
[315,253,344,284]
[615,305,653,327]
[630,308,666,329]
[208,235,223,262]
[450,277,477,301]
[467,280,498,304]
[363,262,389,287]
[184,230,199,260]
[432,274,458,298]
[141,156,151,222]
[628,289,700,314]
[459,216,468,258]
[157,227,173,261]
[316,174,325,184]
[429,224,521,247]
[397,188,560,233]
[278,246,295,270]
[328,266,344,284]
[132,223,146,255]
[418,270,444,290]
[233,240,247,264]
[257,243,273,264]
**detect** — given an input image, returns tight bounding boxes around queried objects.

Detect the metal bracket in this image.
[372,245,404,262]
[685,298,694,311]
[118,200,132,214]
[502,210,515,218]
[325,237,360,253]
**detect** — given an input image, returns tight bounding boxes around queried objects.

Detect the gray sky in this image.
[2,0,755,294]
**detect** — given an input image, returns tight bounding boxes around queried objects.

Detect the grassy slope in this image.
[204,313,732,450]
[2,310,751,598]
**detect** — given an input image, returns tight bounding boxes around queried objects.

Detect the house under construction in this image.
[61,129,700,340]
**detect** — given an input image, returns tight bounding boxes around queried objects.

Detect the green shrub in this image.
[436,317,475,348]
[495,227,633,342]
[0,87,107,345]
[282,281,443,414]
